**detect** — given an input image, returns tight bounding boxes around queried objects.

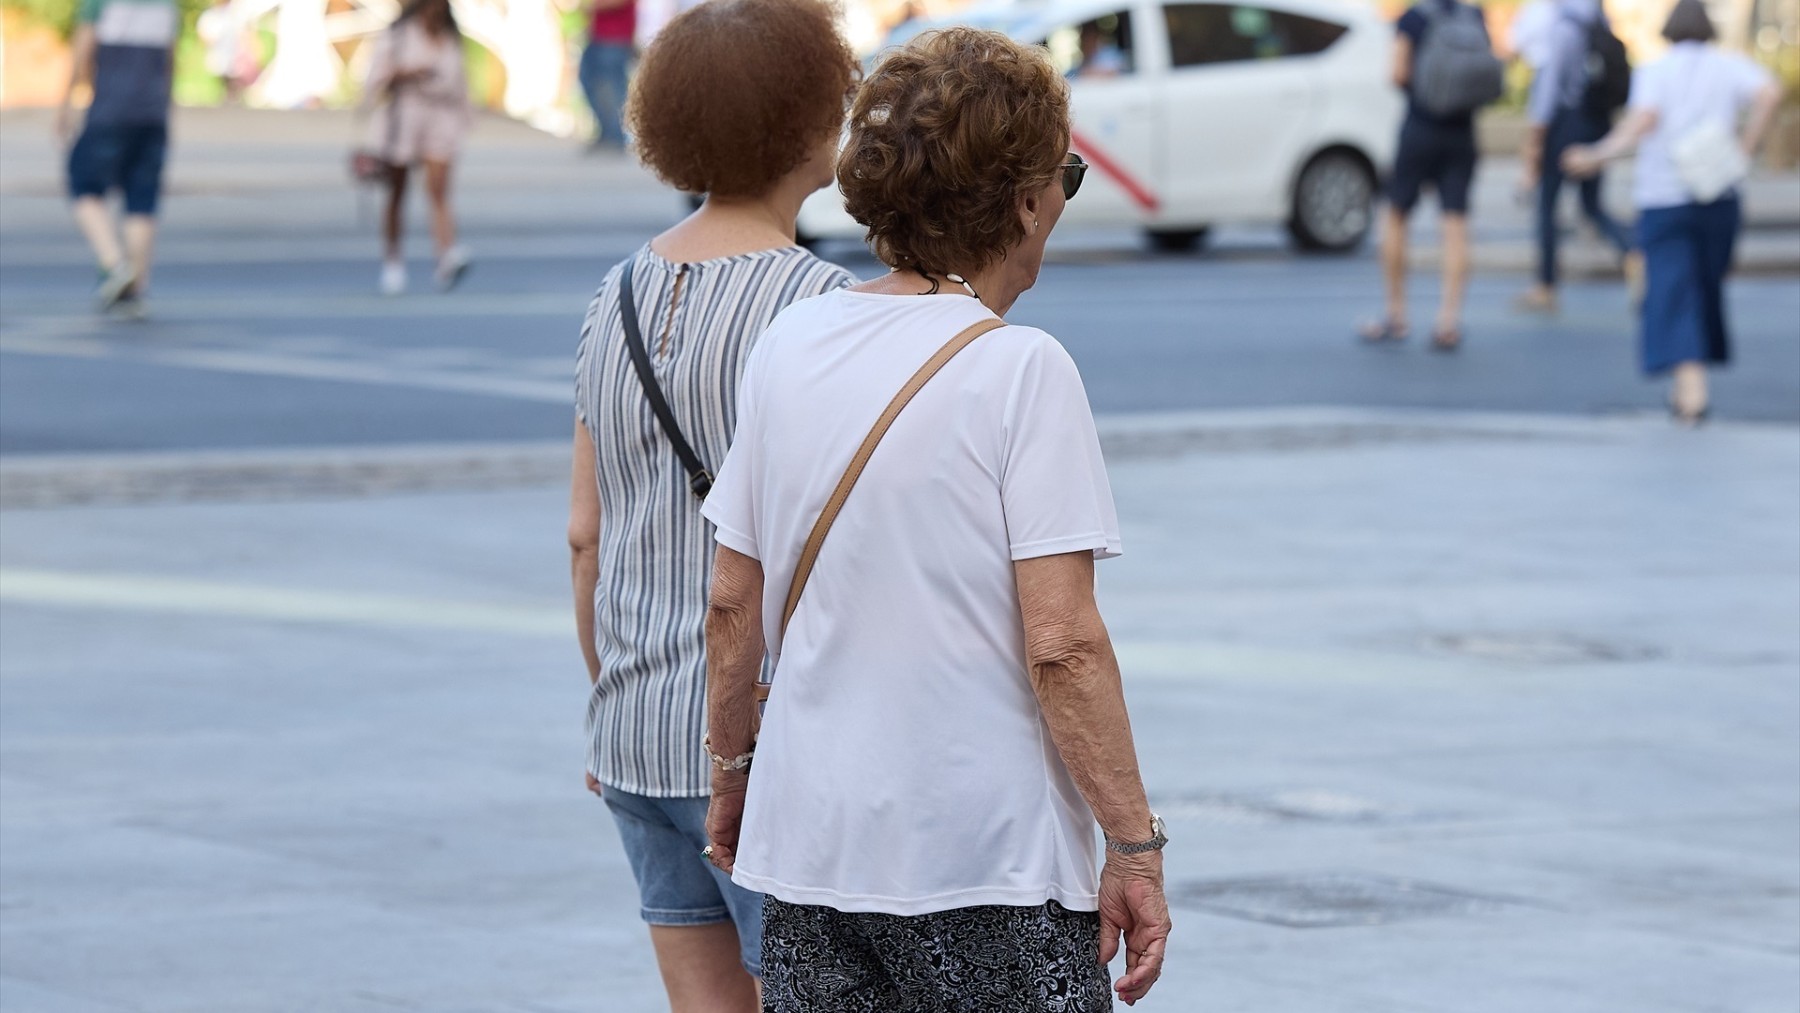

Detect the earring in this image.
[1032,219,1040,233]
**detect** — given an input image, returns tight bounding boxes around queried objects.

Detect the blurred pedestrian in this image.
[699,28,1170,1011]
[1515,0,1637,313]
[1362,0,1501,350]
[564,0,857,1009]
[197,0,258,103]
[55,0,178,319]
[1562,0,1781,424]
[579,0,635,151]
[362,0,471,296]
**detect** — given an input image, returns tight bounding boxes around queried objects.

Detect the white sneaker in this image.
[94,263,137,311]
[435,245,471,292]
[380,261,407,297]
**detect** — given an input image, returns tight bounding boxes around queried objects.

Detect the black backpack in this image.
[1578,17,1631,118]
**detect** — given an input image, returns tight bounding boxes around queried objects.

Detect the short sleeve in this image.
[701,351,762,560]
[1396,8,1424,44]
[1726,52,1775,104]
[999,334,1122,561]
[1627,60,1664,113]
[572,285,608,428]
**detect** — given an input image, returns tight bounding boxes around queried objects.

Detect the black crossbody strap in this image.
[618,257,713,499]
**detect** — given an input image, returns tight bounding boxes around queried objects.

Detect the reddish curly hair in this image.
[838,28,1070,274]
[628,0,856,198]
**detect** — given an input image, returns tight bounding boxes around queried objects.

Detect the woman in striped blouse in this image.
[565,1,857,1008]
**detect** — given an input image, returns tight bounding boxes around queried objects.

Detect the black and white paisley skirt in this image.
[760,897,1113,1012]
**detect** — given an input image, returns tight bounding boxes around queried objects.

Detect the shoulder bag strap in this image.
[618,257,714,499]
[769,315,1007,669]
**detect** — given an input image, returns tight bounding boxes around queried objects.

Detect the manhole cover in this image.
[1170,872,1514,928]
[1427,632,1663,665]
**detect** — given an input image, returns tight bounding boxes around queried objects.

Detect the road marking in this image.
[0,331,571,403]
[0,568,567,636]
[1070,127,1161,214]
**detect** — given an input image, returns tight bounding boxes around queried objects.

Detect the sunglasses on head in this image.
[1061,153,1088,200]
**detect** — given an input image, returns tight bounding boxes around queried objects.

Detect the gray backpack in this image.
[1412,2,1505,118]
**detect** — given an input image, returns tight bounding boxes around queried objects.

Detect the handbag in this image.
[754,314,1007,703]
[618,257,715,499]
[1670,118,1748,204]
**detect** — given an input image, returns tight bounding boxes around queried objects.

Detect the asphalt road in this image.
[2,107,1796,459]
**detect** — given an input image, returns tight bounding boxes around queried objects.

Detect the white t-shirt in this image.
[701,289,1122,916]
[1629,42,1774,210]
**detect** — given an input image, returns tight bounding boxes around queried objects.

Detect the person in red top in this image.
[580,0,635,150]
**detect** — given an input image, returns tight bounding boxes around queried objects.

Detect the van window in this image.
[1163,3,1346,67]
[1041,10,1136,77]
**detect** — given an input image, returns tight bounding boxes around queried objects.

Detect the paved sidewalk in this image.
[2,407,1796,1012]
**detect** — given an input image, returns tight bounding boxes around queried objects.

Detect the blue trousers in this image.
[1537,109,1634,286]
[1638,196,1739,376]
[580,40,631,146]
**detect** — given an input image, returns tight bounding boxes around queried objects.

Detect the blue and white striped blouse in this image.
[575,244,855,796]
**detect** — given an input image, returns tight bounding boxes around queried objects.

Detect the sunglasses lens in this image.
[1062,162,1086,200]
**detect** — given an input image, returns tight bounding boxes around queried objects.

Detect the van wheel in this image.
[1289,150,1374,253]
[1146,227,1210,253]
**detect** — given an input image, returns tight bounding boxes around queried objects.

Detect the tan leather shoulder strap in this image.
[776,315,1007,642]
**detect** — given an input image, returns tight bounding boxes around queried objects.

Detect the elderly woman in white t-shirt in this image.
[697,28,1171,1013]
[1562,0,1780,424]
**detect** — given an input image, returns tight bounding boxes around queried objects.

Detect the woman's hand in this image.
[704,769,749,874]
[584,771,603,797]
[1098,851,1172,1006]
[1561,144,1603,179]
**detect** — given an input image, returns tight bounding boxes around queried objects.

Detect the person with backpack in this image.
[1560,0,1780,423]
[1360,0,1503,351]
[1515,0,1638,313]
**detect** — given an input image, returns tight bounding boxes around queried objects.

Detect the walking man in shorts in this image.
[55,0,177,318]
[1362,0,1488,351]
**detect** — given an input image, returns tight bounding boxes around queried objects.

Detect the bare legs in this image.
[122,214,156,291]
[72,196,123,271]
[646,923,759,1013]
[421,158,457,257]
[1377,205,1408,332]
[382,161,464,294]
[1670,361,1709,422]
[1436,212,1470,343]
[383,165,410,263]
[72,197,155,308]
[1366,205,1467,347]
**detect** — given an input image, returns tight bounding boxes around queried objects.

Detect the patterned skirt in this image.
[760,897,1113,1012]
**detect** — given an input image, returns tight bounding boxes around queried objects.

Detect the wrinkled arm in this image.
[702,545,765,872]
[567,419,602,686]
[705,545,765,759]
[1016,550,1169,1005]
[1015,551,1151,841]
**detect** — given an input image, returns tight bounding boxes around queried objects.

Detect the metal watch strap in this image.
[618,257,714,500]
[1105,813,1168,855]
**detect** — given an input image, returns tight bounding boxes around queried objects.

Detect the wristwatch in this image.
[1104,813,1168,855]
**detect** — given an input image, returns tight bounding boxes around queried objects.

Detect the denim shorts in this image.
[68,122,168,216]
[602,787,764,977]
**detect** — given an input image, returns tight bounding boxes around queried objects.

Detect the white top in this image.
[701,289,1122,916]
[1628,42,1774,210]
[1508,0,1556,69]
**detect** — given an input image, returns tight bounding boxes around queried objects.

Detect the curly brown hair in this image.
[838,28,1070,274]
[628,0,856,199]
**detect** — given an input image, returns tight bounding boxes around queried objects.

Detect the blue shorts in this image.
[68,122,168,216]
[602,787,764,977]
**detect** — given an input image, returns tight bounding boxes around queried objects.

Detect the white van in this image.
[800,0,1403,252]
